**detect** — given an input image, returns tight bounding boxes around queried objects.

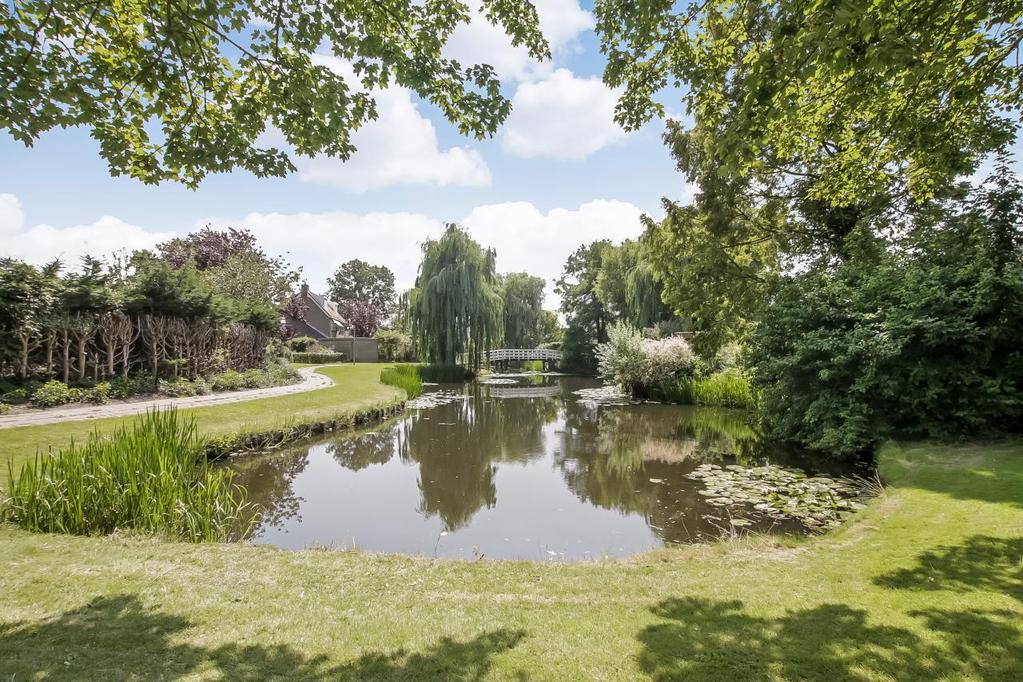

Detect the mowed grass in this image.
[1,438,1021,679]
[0,363,404,474]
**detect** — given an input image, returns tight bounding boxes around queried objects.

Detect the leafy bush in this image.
[1,410,255,541]
[750,216,1023,456]
[1,387,29,405]
[30,380,75,407]
[211,370,244,391]
[108,375,152,399]
[291,351,345,364]
[240,368,269,389]
[288,336,321,352]
[86,382,112,404]
[0,403,9,415]
[158,377,210,397]
[597,323,697,396]
[380,364,424,399]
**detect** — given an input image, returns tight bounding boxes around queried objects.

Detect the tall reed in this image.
[380,364,424,398]
[2,410,255,542]
[652,370,758,409]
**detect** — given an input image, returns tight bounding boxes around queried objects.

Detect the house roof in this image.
[306,289,346,325]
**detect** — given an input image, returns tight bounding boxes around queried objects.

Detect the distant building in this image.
[284,284,346,339]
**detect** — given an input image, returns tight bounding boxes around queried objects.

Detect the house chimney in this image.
[301,283,309,297]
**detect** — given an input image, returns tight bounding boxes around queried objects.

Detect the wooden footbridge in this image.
[487,348,562,370]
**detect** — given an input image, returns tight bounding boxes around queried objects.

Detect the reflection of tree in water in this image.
[327,427,400,471]
[228,451,310,530]
[555,402,788,544]
[400,383,559,531]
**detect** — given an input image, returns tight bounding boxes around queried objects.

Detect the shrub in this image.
[291,351,345,364]
[241,368,268,389]
[109,375,152,399]
[1,387,29,405]
[0,403,9,415]
[596,323,696,396]
[30,380,75,407]
[1,410,255,541]
[86,382,112,404]
[380,364,424,399]
[211,369,244,391]
[159,377,204,397]
[288,336,321,352]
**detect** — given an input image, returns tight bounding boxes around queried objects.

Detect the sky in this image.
[0,0,693,310]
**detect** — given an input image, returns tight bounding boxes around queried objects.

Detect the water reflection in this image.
[227,376,863,559]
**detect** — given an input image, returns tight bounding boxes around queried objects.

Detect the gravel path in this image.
[0,366,335,430]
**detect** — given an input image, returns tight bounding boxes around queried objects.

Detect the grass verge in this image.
[0,363,405,474]
[1,440,1021,679]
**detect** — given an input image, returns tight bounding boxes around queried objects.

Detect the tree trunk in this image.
[18,332,29,379]
[61,331,70,384]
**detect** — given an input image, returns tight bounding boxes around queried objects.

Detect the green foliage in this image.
[108,376,152,400]
[658,371,757,410]
[0,402,8,415]
[374,329,414,362]
[1,410,253,541]
[211,370,244,392]
[87,382,112,404]
[557,241,611,371]
[158,377,210,398]
[596,323,697,397]
[597,0,1023,206]
[327,260,397,316]
[30,380,75,407]
[288,336,322,352]
[522,360,544,372]
[379,365,424,399]
[750,175,1023,456]
[410,224,502,368]
[418,364,474,383]
[500,272,545,347]
[2,0,548,186]
[290,351,345,364]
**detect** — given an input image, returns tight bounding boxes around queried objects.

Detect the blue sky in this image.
[0,1,691,308]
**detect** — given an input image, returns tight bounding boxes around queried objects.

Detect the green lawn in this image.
[1,363,403,474]
[1,438,1021,679]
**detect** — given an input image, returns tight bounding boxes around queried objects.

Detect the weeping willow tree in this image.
[410,225,502,369]
[500,272,545,348]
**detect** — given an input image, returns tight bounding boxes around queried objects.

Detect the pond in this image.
[226,375,873,561]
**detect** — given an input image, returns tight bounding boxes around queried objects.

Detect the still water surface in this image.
[227,376,861,560]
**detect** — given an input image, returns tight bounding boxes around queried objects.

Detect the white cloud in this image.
[0,194,174,266]
[502,69,628,160]
[461,199,646,308]
[286,55,490,192]
[445,0,593,82]
[217,199,647,310]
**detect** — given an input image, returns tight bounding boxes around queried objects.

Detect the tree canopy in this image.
[499,272,545,348]
[597,0,1023,206]
[2,0,548,186]
[409,224,501,368]
[327,259,396,316]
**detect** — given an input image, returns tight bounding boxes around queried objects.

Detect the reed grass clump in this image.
[1,410,255,542]
[380,364,424,399]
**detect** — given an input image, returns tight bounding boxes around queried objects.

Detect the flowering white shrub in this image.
[596,322,645,391]
[596,323,696,395]
[639,335,696,386]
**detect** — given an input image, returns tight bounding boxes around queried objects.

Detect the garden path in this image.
[0,366,335,429]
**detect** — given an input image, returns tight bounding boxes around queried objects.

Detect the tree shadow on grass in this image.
[882,443,1023,509]
[873,535,1023,602]
[637,597,1023,680]
[0,594,526,681]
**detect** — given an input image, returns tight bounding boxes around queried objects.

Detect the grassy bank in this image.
[1,440,1021,679]
[1,363,404,474]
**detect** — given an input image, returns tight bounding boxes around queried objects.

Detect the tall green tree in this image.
[595,238,670,330]
[327,259,397,316]
[410,224,502,368]
[0,258,61,378]
[555,241,612,371]
[597,0,1023,207]
[499,272,545,348]
[2,0,548,186]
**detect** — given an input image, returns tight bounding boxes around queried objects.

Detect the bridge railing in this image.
[487,348,562,362]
